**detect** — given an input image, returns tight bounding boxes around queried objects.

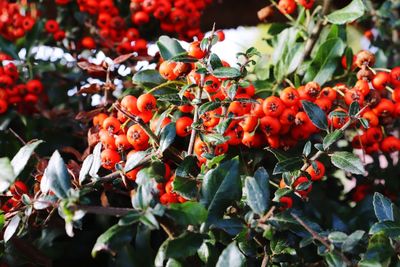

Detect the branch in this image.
[297,0,330,75]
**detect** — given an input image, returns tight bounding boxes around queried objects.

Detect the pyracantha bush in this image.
[1,0,400,267]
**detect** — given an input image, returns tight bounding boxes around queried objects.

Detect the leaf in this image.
[170,53,198,63]
[165,232,205,259]
[302,100,328,130]
[328,231,348,243]
[303,141,312,157]
[159,123,176,153]
[133,70,166,89]
[92,225,133,257]
[11,140,43,178]
[77,61,106,73]
[323,130,343,150]
[348,101,360,117]
[303,38,345,85]
[139,210,159,230]
[361,233,394,263]
[171,175,198,200]
[325,252,346,267]
[209,53,223,70]
[89,143,102,178]
[4,215,21,242]
[267,148,289,161]
[175,155,199,178]
[79,154,94,184]
[198,101,222,115]
[273,157,304,174]
[113,53,134,64]
[369,221,400,238]
[273,188,292,202]
[215,242,245,267]
[44,150,71,199]
[0,36,19,59]
[373,192,394,222]
[330,151,365,175]
[201,157,241,225]
[0,158,15,192]
[156,36,186,60]
[118,210,142,226]
[166,259,183,267]
[124,150,149,173]
[326,0,365,25]
[212,67,241,79]
[211,219,245,236]
[342,230,365,252]
[244,167,269,215]
[167,202,207,226]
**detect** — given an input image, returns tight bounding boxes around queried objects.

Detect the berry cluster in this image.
[92,93,188,204]
[44,20,66,41]
[278,0,315,15]
[0,53,45,114]
[1,181,29,213]
[0,1,36,41]
[130,0,212,40]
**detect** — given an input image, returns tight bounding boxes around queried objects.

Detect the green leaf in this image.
[92,225,133,257]
[359,118,370,129]
[201,133,229,146]
[323,130,343,150]
[44,150,71,199]
[124,150,149,173]
[0,36,19,59]
[79,154,94,184]
[215,242,245,267]
[132,179,156,210]
[4,215,21,242]
[118,211,142,226]
[209,53,223,70]
[89,143,102,178]
[325,252,346,267]
[201,157,241,225]
[341,230,365,252]
[303,38,345,85]
[326,0,365,25]
[139,210,159,230]
[172,175,198,200]
[303,141,312,157]
[157,36,186,60]
[330,151,365,175]
[244,167,269,215]
[167,202,207,225]
[373,192,394,222]
[212,67,241,79]
[133,70,166,88]
[11,140,43,178]
[361,233,394,263]
[165,232,205,259]
[369,221,400,238]
[267,148,289,161]
[166,259,183,267]
[302,100,328,130]
[159,123,176,153]
[273,188,292,202]
[170,53,198,63]
[0,158,15,192]
[348,101,360,117]
[273,157,304,175]
[198,101,222,115]
[328,231,348,244]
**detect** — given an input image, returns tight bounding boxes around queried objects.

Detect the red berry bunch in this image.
[277,0,315,15]
[1,181,29,213]
[44,20,66,41]
[0,53,46,114]
[0,1,36,41]
[130,0,212,40]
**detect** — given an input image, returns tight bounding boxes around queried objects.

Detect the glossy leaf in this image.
[302,100,328,130]
[159,123,176,153]
[373,192,394,222]
[44,150,71,199]
[330,151,365,175]
[92,225,133,257]
[215,242,245,267]
[244,167,269,215]
[327,0,365,25]
[11,140,43,178]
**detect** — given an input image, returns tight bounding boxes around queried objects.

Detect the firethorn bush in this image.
[1,0,400,266]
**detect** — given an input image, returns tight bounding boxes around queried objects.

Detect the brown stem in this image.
[297,0,330,75]
[291,213,352,265]
[187,85,203,155]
